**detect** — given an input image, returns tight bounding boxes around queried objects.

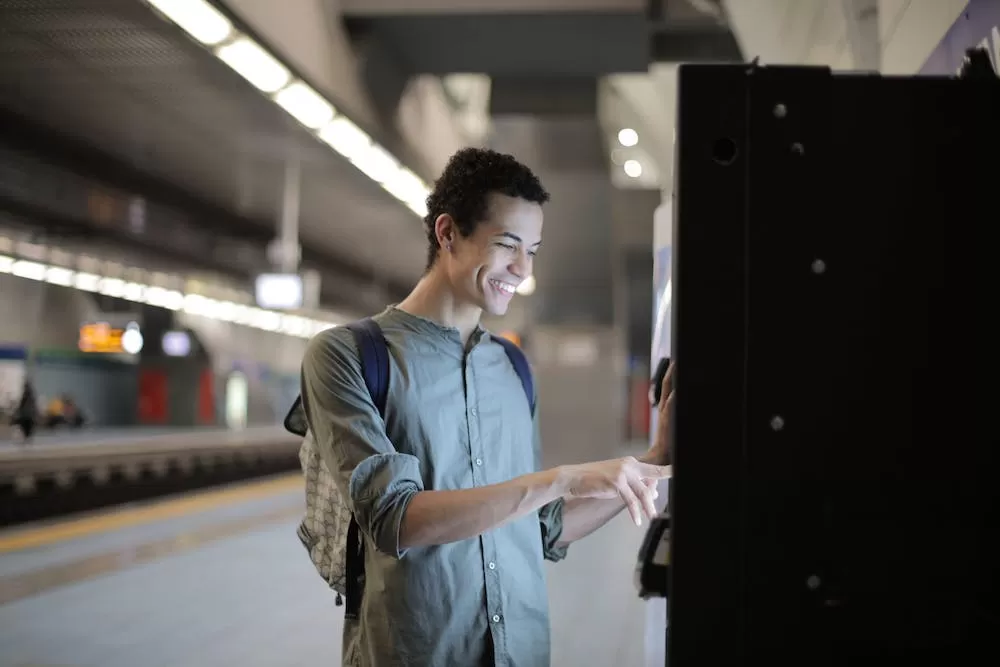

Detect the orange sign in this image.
[497,331,522,347]
[78,322,125,353]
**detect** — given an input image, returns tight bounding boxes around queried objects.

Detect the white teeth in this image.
[490,279,515,294]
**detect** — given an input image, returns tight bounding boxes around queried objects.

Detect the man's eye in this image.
[496,242,515,250]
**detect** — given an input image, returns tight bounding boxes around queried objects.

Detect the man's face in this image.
[447,194,543,317]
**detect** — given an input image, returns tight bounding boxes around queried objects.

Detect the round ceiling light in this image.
[121,322,145,355]
[618,128,639,147]
[623,159,643,178]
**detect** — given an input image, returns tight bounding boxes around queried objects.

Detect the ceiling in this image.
[0,0,427,312]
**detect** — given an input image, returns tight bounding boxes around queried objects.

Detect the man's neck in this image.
[397,268,483,344]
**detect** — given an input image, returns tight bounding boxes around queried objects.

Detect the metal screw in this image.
[770,415,785,431]
[773,103,787,118]
[791,142,805,155]
[807,575,821,590]
[811,259,826,274]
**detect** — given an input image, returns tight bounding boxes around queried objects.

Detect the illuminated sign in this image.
[78,321,144,354]
[255,273,303,310]
[161,330,191,357]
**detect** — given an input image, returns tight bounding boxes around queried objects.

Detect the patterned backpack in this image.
[283,317,536,616]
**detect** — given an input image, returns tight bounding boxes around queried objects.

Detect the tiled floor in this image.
[0,460,662,667]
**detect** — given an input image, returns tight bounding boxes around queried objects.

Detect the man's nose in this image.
[509,251,530,278]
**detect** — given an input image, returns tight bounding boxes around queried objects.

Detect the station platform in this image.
[0,470,652,666]
[0,425,298,456]
[0,425,303,529]
[0,427,228,450]
[0,426,299,490]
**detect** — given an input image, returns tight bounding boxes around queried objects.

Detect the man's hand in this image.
[558,457,672,526]
[643,362,674,466]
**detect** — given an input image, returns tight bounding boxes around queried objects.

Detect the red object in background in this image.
[628,374,651,440]
[197,368,215,424]
[137,368,168,424]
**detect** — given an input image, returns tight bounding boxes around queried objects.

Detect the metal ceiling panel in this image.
[344,12,652,76]
[0,0,425,297]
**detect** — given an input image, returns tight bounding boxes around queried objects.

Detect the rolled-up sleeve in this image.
[300,327,424,559]
[531,395,568,562]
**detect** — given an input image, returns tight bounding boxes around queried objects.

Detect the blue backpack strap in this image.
[491,335,536,416]
[345,318,390,418]
[281,318,389,436]
[341,317,389,620]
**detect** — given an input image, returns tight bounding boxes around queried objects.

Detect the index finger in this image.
[660,362,674,397]
[637,463,673,480]
[659,380,675,417]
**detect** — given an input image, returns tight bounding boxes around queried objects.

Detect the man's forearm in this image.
[399,468,566,550]
[556,496,628,546]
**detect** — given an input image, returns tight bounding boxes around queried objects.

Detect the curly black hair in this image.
[423,147,550,269]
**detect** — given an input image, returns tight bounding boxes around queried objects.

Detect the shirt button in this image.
[475,458,483,466]
[488,562,496,570]
[470,408,477,417]
[492,614,501,623]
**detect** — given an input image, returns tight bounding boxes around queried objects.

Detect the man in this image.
[300,147,674,667]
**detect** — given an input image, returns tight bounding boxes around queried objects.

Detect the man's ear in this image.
[434,214,456,251]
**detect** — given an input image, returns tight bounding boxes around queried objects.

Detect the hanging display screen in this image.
[78,321,143,354]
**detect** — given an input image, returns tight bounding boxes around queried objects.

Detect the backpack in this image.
[283,318,536,616]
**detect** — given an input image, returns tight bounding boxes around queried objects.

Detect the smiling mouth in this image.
[488,279,517,295]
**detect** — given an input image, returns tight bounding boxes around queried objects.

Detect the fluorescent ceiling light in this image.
[275,82,335,129]
[11,260,46,281]
[45,266,74,286]
[618,128,639,147]
[624,159,643,178]
[148,0,233,46]
[407,200,429,218]
[318,117,372,162]
[142,0,428,221]
[382,168,430,217]
[351,144,401,185]
[74,272,101,292]
[99,277,127,298]
[145,286,184,310]
[2,251,339,340]
[123,282,146,301]
[382,167,426,202]
[217,37,290,93]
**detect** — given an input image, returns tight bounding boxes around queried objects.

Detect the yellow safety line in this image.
[0,473,303,554]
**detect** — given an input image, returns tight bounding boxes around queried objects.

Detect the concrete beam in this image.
[842,0,881,71]
[343,12,652,76]
[340,0,645,15]
[490,77,600,117]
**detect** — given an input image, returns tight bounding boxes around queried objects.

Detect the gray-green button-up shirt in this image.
[300,306,568,667]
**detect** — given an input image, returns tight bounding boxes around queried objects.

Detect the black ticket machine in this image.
[635,356,671,601]
[642,50,1000,666]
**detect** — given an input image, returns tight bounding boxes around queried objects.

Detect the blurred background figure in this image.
[10,379,38,443]
[42,393,86,430]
